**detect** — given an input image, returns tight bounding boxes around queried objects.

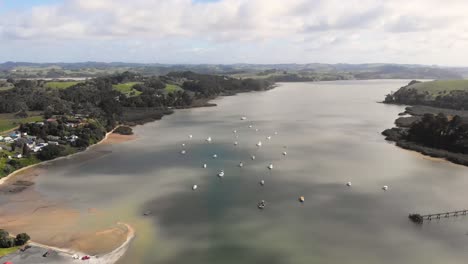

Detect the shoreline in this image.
[0,125,134,187]
[0,223,135,264]
[382,105,468,167]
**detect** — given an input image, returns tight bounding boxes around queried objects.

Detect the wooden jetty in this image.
[409,210,468,223]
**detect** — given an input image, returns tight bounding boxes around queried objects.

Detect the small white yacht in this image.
[282,152,287,156]
[251,155,256,160]
[266,136,271,140]
[234,141,238,146]
[382,185,388,191]
[206,137,212,143]
[268,164,273,170]
[213,154,218,158]
[257,200,266,209]
[346,182,352,187]
[189,134,193,139]
[203,163,207,168]
[192,185,198,190]
[239,162,244,167]
[249,125,253,128]
[181,150,186,155]
[256,141,262,147]
[241,116,247,120]
[233,130,237,133]
[260,180,265,186]
[182,143,186,147]
[218,170,225,177]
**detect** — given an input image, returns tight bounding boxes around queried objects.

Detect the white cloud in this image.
[1,0,468,65]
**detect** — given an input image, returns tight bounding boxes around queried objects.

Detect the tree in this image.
[22,144,31,157]
[15,233,30,246]
[37,145,63,161]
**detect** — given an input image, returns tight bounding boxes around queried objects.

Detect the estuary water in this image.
[15,80,468,263]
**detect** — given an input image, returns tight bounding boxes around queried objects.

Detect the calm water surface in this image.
[33,80,468,263]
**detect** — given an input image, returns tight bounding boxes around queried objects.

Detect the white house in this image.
[4,137,13,143]
[49,141,59,146]
[0,136,4,141]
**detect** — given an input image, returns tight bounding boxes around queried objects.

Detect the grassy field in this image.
[0,246,20,257]
[44,81,79,89]
[408,80,468,97]
[113,82,142,97]
[165,84,182,93]
[0,112,43,133]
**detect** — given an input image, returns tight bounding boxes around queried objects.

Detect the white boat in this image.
[255,128,259,132]
[282,152,287,156]
[181,150,186,155]
[233,130,237,133]
[192,185,198,190]
[251,155,256,160]
[241,116,247,120]
[256,141,262,147]
[266,136,271,140]
[239,162,244,167]
[182,143,186,147]
[206,137,212,143]
[218,170,225,177]
[189,134,193,139]
[260,180,265,186]
[268,164,273,170]
[382,185,388,191]
[346,182,352,187]
[257,200,266,209]
[203,164,207,168]
[274,132,278,135]
[234,141,238,146]
[249,125,253,128]
[299,196,305,203]
[213,154,218,158]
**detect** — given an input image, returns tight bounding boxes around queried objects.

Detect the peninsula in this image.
[382,80,468,166]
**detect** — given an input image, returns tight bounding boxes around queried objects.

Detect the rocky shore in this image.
[382,105,468,167]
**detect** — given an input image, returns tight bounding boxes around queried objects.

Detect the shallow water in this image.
[18,80,468,263]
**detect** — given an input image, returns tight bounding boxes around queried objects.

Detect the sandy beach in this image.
[0,131,137,262]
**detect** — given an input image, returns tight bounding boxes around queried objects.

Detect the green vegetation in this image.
[113,82,143,97]
[165,84,182,93]
[0,246,20,257]
[44,81,80,89]
[0,71,272,179]
[385,80,468,110]
[407,80,468,98]
[113,126,133,135]
[0,230,30,255]
[0,112,43,133]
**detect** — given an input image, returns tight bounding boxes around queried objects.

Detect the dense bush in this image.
[0,229,30,248]
[37,145,64,161]
[114,126,133,135]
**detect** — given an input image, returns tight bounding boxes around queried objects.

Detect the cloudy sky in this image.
[0,0,467,65]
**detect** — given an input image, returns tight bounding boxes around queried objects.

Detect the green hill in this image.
[408,80,468,98]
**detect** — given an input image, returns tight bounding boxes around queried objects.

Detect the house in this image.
[14,153,22,159]
[48,141,59,146]
[47,135,60,141]
[67,135,79,143]
[32,146,42,153]
[36,122,45,126]
[4,137,13,143]
[37,143,48,148]
[46,118,57,123]
[0,136,3,141]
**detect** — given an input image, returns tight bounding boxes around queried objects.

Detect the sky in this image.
[0,0,467,65]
